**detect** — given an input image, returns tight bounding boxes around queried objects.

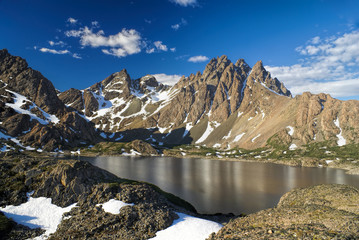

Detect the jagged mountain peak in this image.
[101,69,131,88]
[246,60,292,97]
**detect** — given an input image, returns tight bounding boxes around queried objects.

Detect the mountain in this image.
[1,49,359,151]
[0,49,100,151]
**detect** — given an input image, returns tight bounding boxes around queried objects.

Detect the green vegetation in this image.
[82,142,130,154]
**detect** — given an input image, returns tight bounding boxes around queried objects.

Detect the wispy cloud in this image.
[171,18,187,30]
[266,30,359,98]
[66,27,142,57]
[154,41,168,51]
[36,47,81,59]
[146,41,175,54]
[153,73,182,85]
[39,47,69,55]
[170,0,197,7]
[91,21,100,28]
[188,55,209,63]
[67,17,78,24]
[48,40,66,47]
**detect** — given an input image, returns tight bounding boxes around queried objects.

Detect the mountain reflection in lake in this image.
[80,156,359,214]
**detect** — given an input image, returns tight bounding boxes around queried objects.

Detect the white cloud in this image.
[154,41,168,51]
[37,47,81,59]
[171,24,180,30]
[188,55,209,63]
[170,47,176,52]
[66,27,142,57]
[67,17,78,24]
[48,40,65,47]
[310,36,320,44]
[153,73,182,86]
[145,19,152,24]
[39,48,70,55]
[146,48,155,54]
[91,21,99,28]
[171,18,187,30]
[170,0,197,7]
[72,53,82,59]
[266,30,359,98]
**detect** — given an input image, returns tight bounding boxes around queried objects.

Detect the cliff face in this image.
[1,49,359,151]
[0,49,100,151]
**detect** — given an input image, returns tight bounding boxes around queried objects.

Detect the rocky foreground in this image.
[208,184,359,239]
[1,156,359,239]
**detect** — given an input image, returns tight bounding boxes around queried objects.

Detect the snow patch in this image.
[233,133,245,142]
[150,212,222,240]
[195,122,214,144]
[287,126,294,136]
[5,90,60,125]
[289,143,297,150]
[0,196,77,240]
[213,143,221,148]
[97,199,134,214]
[222,130,231,140]
[334,117,346,146]
[251,134,261,142]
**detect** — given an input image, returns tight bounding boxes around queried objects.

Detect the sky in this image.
[1,0,359,100]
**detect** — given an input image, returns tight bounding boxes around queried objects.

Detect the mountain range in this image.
[1,48,358,152]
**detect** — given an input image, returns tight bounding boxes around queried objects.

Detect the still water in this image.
[80,156,359,214]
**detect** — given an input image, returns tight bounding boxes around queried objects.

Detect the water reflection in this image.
[81,156,359,214]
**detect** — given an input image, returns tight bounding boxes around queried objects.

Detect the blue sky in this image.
[1,0,359,99]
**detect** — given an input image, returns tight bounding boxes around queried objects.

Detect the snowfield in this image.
[150,212,223,240]
[0,194,77,240]
[334,117,346,146]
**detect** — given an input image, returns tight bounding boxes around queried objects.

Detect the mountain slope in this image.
[0,49,100,151]
[1,49,359,151]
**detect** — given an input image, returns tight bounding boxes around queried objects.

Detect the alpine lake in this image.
[78,155,359,215]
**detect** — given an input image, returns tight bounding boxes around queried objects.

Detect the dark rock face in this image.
[208,184,359,239]
[2,114,32,137]
[0,49,66,115]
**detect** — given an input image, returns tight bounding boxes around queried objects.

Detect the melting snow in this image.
[237,112,243,118]
[233,133,245,142]
[0,194,77,240]
[289,143,297,150]
[182,122,193,138]
[195,122,214,144]
[334,117,346,146]
[251,134,261,142]
[287,126,294,136]
[213,143,221,148]
[97,199,134,214]
[150,212,222,240]
[222,130,232,140]
[5,90,60,124]
[122,149,141,156]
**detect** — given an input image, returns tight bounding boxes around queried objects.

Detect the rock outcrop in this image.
[208,184,359,239]
[0,157,198,240]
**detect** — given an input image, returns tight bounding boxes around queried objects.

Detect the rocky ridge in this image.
[208,184,359,239]
[0,157,198,239]
[1,49,359,151]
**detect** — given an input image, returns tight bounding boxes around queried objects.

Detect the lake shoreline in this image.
[64,150,359,176]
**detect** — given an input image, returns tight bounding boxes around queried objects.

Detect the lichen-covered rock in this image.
[208,184,359,239]
[130,139,158,156]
